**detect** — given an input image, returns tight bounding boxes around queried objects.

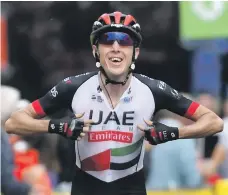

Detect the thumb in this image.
[143,118,153,126]
[75,112,85,119]
[137,124,145,132]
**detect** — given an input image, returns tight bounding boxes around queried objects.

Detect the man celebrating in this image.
[5,11,223,195]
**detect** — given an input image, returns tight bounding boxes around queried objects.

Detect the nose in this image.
[112,41,120,52]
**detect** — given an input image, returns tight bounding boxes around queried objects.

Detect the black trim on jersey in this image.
[134,73,193,116]
[110,153,141,170]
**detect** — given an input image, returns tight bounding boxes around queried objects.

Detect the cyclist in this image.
[5,11,223,195]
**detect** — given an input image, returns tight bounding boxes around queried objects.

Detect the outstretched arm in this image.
[5,76,93,141]
[4,78,67,135]
[5,104,49,135]
[179,105,223,138]
[136,77,224,145]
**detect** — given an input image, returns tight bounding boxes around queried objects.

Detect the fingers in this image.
[143,118,153,126]
[84,119,94,125]
[137,119,153,132]
[77,133,86,141]
[83,126,90,132]
[75,112,85,118]
[77,137,82,141]
[137,124,145,132]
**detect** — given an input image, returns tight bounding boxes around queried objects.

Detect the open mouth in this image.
[109,57,123,63]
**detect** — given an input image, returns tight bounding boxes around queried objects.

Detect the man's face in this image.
[93,32,139,80]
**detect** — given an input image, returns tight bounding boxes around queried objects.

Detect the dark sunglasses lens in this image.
[98,32,134,46]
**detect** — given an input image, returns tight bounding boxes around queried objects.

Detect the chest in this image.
[71,86,155,129]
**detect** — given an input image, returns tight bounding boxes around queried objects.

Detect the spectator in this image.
[196,92,219,114]
[199,113,228,179]
[196,92,220,158]
[1,85,49,195]
[1,129,32,195]
[146,109,203,190]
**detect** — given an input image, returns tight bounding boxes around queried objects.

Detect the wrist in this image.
[48,119,68,134]
[168,127,179,141]
[178,126,185,139]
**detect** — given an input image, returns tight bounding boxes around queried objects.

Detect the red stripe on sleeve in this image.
[32,100,46,117]
[185,102,200,117]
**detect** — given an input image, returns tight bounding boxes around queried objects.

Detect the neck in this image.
[99,72,132,98]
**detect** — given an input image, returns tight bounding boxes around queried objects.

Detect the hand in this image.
[74,113,93,141]
[48,113,94,140]
[137,119,179,145]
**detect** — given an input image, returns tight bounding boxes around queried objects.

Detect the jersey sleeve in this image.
[134,74,200,118]
[31,77,76,117]
[152,80,200,117]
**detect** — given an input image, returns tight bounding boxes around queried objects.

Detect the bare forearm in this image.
[5,110,49,135]
[179,113,223,139]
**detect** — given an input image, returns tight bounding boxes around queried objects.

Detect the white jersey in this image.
[32,71,197,182]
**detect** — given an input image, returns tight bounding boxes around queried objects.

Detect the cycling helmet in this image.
[90,11,142,47]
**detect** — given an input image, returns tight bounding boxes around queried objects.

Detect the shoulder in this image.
[64,72,98,86]
[133,73,191,115]
[133,73,169,95]
[54,72,98,92]
[133,73,157,85]
[42,72,97,102]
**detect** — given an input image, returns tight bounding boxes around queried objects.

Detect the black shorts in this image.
[71,166,147,195]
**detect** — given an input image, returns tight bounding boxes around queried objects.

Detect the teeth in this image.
[110,57,122,62]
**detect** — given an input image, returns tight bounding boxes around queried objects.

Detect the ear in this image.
[135,48,140,60]
[92,45,98,58]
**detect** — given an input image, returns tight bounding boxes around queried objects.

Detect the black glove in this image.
[144,121,179,145]
[48,117,85,140]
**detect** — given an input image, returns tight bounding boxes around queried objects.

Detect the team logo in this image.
[88,131,133,143]
[97,96,103,103]
[64,77,70,82]
[171,133,176,138]
[140,74,154,81]
[63,77,71,84]
[123,96,133,103]
[128,87,131,94]
[50,87,58,97]
[50,124,55,129]
[75,72,90,78]
[59,122,65,133]
[111,24,123,28]
[91,95,96,100]
[97,85,102,93]
[158,81,166,91]
[171,88,181,99]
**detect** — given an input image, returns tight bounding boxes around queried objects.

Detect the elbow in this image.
[212,114,224,134]
[5,118,15,134]
[4,112,18,134]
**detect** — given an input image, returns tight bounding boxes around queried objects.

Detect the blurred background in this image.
[1,1,228,195]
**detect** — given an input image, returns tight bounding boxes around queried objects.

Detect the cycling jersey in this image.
[32,71,199,183]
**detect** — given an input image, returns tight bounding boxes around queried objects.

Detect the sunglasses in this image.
[98,32,134,46]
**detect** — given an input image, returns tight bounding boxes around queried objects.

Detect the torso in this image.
[72,73,154,182]
[36,71,194,183]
